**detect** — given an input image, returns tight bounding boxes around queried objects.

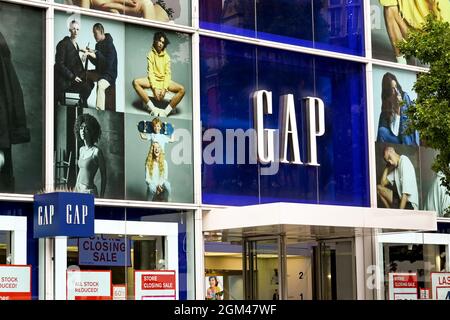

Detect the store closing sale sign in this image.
[0,265,31,300]
[78,235,130,266]
[67,270,112,300]
[388,273,418,300]
[134,270,176,300]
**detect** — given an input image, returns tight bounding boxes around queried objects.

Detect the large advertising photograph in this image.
[373,66,450,217]
[125,114,193,203]
[370,0,450,65]
[55,0,191,26]
[420,147,450,218]
[0,3,44,194]
[53,11,193,204]
[124,24,192,120]
[55,106,125,199]
[54,12,125,112]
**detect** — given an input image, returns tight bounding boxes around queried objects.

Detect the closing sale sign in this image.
[388,273,418,300]
[0,265,31,300]
[78,235,130,266]
[134,270,176,300]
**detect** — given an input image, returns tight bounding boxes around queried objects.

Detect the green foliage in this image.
[397,15,450,199]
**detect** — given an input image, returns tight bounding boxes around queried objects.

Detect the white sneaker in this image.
[159,106,174,117]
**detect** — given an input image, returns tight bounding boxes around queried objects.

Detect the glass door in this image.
[243,237,281,300]
[240,236,356,300]
[285,240,314,300]
[313,240,356,300]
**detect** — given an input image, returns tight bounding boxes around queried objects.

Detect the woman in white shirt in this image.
[145,141,171,201]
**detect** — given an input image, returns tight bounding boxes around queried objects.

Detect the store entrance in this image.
[205,232,356,300]
[243,237,281,300]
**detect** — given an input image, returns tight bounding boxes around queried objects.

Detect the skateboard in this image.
[137,120,174,135]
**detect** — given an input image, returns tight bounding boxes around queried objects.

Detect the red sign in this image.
[393,274,418,288]
[141,273,176,290]
[134,270,177,300]
[388,273,418,300]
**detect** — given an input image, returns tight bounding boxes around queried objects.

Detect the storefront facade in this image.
[0,0,447,300]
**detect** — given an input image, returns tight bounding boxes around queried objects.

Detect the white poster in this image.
[0,265,31,300]
[431,272,450,300]
[67,270,111,300]
[112,285,127,300]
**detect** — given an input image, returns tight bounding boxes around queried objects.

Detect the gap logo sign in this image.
[33,192,94,238]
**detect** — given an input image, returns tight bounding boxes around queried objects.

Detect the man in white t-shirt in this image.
[377,146,418,210]
[424,171,450,217]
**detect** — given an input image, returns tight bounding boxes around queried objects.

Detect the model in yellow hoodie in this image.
[133,31,185,117]
[380,0,450,64]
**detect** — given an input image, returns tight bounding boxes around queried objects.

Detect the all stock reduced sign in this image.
[78,235,131,267]
[33,192,94,238]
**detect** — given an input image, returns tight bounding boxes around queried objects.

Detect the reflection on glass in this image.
[383,243,446,299]
[200,36,369,207]
[200,0,364,56]
[67,234,166,300]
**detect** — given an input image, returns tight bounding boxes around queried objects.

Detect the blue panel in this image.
[200,37,259,205]
[200,36,370,207]
[78,235,131,267]
[178,223,187,300]
[199,0,365,56]
[33,192,95,238]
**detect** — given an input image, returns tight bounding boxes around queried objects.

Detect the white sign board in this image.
[431,272,450,300]
[113,285,127,300]
[134,270,176,300]
[67,270,111,300]
[0,265,31,300]
[388,273,417,300]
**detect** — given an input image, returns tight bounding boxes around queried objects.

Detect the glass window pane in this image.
[200,36,369,206]
[200,0,365,56]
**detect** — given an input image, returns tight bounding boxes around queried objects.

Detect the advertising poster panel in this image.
[55,0,191,26]
[67,270,112,300]
[205,275,224,300]
[134,270,176,300]
[0,2,43,195]
[388,272,418,300]
[370,0,450,65]
[54,12,193,204]
[373,65,450,217]
[0,265,31,300]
